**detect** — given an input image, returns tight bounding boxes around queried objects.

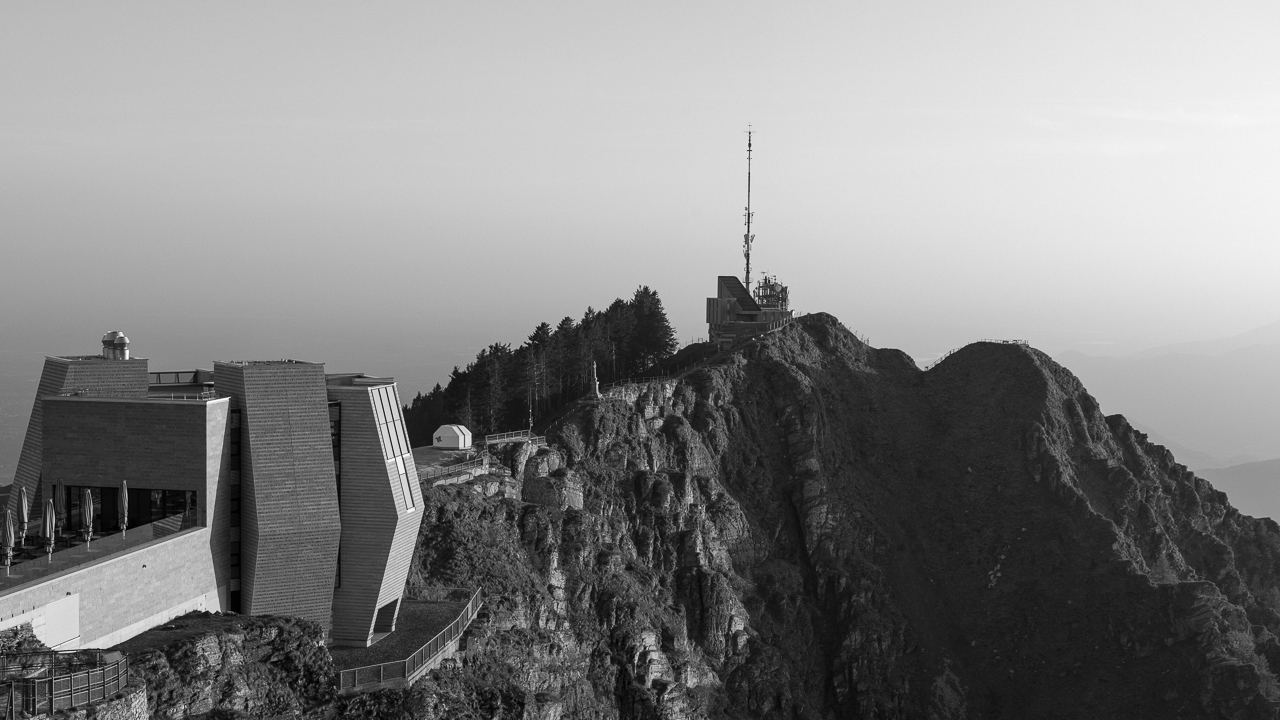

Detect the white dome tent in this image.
[432,424,472,450]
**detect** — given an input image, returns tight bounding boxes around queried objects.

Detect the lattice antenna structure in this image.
[742,126,755,291]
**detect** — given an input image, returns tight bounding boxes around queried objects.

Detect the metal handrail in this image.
[481,431,547,448]
[420,457,487,480]
[337,587,483,693]
[924,339,1030,370]
[598,374,674,393]
[483,430,530,444]
[148,390,218,400]
[923,349,959,370]
[1,652,127,717]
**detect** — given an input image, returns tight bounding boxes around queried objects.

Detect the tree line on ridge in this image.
[402,286,679,445]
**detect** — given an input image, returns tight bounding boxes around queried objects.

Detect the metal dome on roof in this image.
[100,331,131,359]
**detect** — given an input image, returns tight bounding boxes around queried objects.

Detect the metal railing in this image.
[0,650,128,718]
[419,457,488,480]
[147,390,218,401]
[923,340,1031,370]
[338,587,483,693]
[483,430,530,445]
[598,374,675,393]
[923,349,959,370]
[481,431,546,447]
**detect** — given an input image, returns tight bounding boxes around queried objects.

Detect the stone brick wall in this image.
[0,527,220,649]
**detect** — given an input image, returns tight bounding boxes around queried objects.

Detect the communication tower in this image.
[743,126,755,291]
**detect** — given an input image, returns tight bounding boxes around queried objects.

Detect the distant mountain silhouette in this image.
[1057,319,1280,469]
[1130,318,1280,358]
[1198,458,1280,522]
[1129,421,1223,470]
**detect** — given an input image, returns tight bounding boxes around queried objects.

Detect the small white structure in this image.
[432,424,472,450]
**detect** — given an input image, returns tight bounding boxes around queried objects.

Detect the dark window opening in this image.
[329,402,341,502]
[374,599,399,633]
[64,486,197,535]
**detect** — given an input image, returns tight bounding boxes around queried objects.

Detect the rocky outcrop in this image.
[0,623,48,654]
[408,313,1280,719]
[123,612,334,719]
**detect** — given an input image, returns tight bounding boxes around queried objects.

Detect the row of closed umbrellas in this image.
[1,482,131,572]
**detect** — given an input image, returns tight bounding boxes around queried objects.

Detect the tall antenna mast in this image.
[743,126,755,290]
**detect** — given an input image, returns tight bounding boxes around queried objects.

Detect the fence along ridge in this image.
[923,339,1031,370]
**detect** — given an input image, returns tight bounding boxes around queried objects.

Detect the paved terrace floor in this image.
[328,599,469,671]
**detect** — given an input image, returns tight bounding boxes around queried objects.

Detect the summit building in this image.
[1,332,421,650]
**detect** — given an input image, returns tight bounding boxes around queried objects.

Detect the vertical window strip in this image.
[396,454,415,510]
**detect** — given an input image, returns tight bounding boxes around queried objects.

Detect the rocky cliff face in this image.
[123,613,334,719]
[405,313,1280,719]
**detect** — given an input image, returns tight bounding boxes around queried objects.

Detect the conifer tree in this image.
[629,285,678,373]
[401,288,681,442]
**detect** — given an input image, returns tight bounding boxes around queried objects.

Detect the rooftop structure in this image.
[2,333,421,650]
[706,130,795,349]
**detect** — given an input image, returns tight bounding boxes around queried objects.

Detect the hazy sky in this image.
[3,2,1278,395]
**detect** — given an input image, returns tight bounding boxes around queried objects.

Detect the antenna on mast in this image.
[743,126,755,291]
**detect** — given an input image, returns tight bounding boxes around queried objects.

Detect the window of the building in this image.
[66,486,197,533]
[394,455,415,511]
[371,386,416,512]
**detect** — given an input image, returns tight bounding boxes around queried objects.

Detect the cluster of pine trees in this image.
[402,286,679,445]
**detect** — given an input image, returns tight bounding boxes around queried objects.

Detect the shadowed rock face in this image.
[408,313,1280,719]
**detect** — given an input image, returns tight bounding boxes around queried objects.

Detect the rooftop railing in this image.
[146,390,218,401]
[337,587,483,693]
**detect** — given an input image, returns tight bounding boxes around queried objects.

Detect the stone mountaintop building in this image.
[1,332,421,650]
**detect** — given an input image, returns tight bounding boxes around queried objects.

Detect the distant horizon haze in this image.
[2,3,1277,501]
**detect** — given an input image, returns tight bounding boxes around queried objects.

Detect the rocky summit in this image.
[105,313,1280,719]
[398,312,1280,720]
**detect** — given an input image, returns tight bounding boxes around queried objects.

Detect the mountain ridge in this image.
[396,312,1280,718]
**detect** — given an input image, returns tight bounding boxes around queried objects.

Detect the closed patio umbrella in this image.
[2,510,12,576]
[17,486,28,548]
[119,479,129,539]
[42,499,55,560]
[81,489,94,547]
[54,482,66,536]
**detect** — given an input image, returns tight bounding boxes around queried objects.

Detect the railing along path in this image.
[0,650,128,718]
[338,587,483,693]
[419,457,487,480]
[923,339,1030,370]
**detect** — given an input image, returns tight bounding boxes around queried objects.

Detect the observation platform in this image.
[332,587,482,693]
[0,514,192,597]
